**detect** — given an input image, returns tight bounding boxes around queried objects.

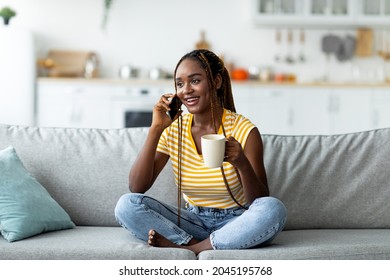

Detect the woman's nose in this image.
[182,83,193,94]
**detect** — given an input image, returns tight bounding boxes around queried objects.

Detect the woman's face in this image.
[175,58,212,115]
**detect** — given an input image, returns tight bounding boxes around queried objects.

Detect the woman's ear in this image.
[215,73,222,89]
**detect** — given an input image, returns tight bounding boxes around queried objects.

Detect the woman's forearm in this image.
[128,125,165,193]
[236,158,269,203]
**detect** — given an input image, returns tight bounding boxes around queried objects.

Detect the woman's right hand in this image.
[151,93,176,130]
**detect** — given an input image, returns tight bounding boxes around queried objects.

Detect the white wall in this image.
[0,0,385,82]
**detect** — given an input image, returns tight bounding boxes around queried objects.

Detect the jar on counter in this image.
[119,65,139,79]
[259,67,273,82]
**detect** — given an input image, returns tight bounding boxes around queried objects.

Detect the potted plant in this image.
[102,0,113,29]
[0,7,16,25]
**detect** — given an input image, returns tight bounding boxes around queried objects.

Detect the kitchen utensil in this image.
[376,29,384,58]
[378,30,390,60]
[298,29,306,62]
[336,35,356,62]
[321,34,341,81]
[285,30,295,64]
[322,34,341,55]
[274,30,282,63]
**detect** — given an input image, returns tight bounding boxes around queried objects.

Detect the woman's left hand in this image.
[224,136,248,168]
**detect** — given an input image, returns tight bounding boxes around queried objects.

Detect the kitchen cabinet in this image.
[290,88,331,135]
[234,85,380,135]
[37,82,112,128]
[371,88,390,129]
[36,79,390,135]
[329,88,373,134]
[233,85,293,134]
[288,87,373,135]
[357,0,390,26]
[252,0,390,27]
[37,79,173,129]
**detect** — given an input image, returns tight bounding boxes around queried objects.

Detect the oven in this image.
[110,85,172,128]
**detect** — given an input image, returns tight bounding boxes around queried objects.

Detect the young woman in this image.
[115,49,287,254]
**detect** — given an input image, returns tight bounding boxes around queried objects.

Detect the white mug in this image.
[201,134,226,168]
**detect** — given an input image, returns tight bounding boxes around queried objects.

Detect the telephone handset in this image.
[168,95,182,120]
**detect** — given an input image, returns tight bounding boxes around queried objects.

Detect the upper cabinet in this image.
[252,0,390,27]
[358,0,390,25]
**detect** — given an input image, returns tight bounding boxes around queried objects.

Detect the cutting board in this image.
[355,28,373,57]
[41,50,98,78]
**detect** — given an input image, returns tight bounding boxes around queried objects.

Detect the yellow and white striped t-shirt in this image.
[157,109,256,209]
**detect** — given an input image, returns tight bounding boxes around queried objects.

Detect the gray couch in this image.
[1,123,390,260]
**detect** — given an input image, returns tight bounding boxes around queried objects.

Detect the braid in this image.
[197,52,219,133]
[221,67,235,112]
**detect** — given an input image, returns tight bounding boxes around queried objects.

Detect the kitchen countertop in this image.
[37,77,390,88]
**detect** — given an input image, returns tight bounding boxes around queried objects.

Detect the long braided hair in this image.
[173,50,244,226]
[174,49,235,116]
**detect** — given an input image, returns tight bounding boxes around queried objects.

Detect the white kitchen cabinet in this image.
[371,88,390,129]
[288,87,373,135]
[290,88,331,135]
[37,82,112,128]
[252,0,390,27]
[37,79,390,134]
[329,88,373,134]
[234,85,380,135]
[233,86,293,135]
[37,79,174,129]
[357,0,390,25]
[251,0,305,25]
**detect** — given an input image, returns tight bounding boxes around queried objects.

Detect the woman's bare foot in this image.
[148,229,179,248]
[147,229,213,255]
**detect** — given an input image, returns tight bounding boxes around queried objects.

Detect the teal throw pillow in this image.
[0,146,75,242]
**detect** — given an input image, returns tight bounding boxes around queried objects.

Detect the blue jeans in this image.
[115,193,287,250]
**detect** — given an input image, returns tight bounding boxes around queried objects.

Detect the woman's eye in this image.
[191,79,200,84]
[176,82,183,88]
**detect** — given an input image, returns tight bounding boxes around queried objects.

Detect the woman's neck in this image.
[192,107,224,133]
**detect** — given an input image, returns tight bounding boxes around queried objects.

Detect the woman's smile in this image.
[184,96,200,107]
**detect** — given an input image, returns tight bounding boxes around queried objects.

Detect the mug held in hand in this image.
[201,134,226,168]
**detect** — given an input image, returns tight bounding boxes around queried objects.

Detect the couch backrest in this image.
[0,124,176,227]
[263,128,390,230]
[2,124,390,229]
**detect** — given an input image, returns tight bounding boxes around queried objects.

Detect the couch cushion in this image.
[262,128,390,229]
[0,125,177,227]
[198,229,390,260]
[0,146,75,242]
[0,226,196,260]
